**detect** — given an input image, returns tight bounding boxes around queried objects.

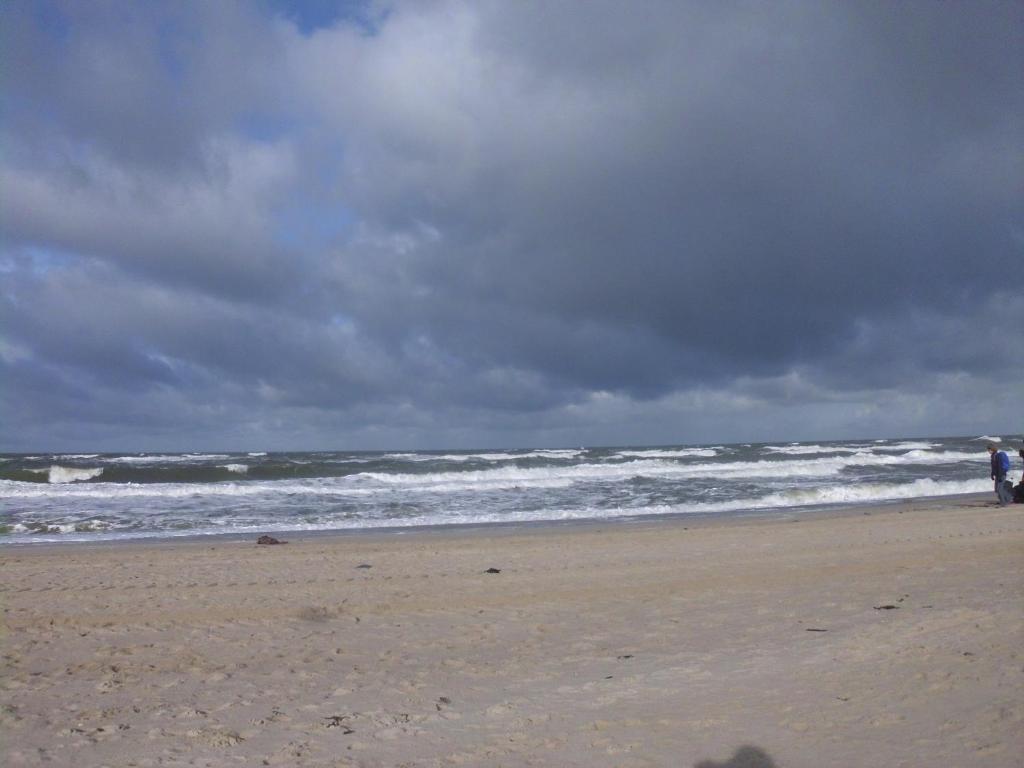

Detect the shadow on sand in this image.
[695,745,778,768]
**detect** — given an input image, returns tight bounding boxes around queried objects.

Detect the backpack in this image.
[999,451,1010,473]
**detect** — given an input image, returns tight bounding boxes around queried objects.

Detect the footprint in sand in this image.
[185,727,245,747]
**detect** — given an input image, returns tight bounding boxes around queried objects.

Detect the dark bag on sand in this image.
[1014,483,1024,503]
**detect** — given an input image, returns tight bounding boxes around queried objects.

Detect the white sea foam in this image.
[704,451,984,480]
[106,454,231,464]
[57,454,100,459]
[222,464,249,474]
[553,478,992,519]
[357,450,984,487]
[765,441,938,455]
[429,452,528,462]
[896,449,979,462]
[10,519,113,534]
[353,461,666,488]
[872,441,941,451]
[972,436,1002,443]
[513,477,993,522]
[764,444,860,455]
[247,452,268,457]
[0,479,372,500]
[47,466,105,484]
[751,477,990,508]
[384,449,585,463]
[614,448,718,459]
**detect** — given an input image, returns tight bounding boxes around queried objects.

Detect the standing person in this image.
[1015,445,1024,503]
[987,443,1012,506]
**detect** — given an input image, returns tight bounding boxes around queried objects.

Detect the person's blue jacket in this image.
[991,450,1010,480]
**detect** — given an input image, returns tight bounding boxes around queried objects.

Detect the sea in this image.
[0,436,1016,544]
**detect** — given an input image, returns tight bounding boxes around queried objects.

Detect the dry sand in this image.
[2,496,1022,768]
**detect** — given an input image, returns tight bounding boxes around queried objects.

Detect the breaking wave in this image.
[106,454,232,464]
[47,466,105,484]
[750,477,990,508]
[613,448,718,459]
[765,444,861,455]
[383,449,585,463]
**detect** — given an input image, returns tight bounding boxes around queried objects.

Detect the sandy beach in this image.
[2,496,1022,768]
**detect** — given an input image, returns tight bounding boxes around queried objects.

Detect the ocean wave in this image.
[105,454,232,464]
[0,439,1000,544]
[0,480,277,499]
[557,478,992,519]
[765,441,938,455]
[47,466,105,484]
[751,477,989,507]
[354,450,985,487]
[9,446,980,490]
[352,461,672,488]
[0,448,989,499]
[2,476,990,542]
[896,449,980,462]
[613,448,718,459]
[9,519,114,534]
[764,444,861,455]
[527,477,991,520]
[383,449,585,463]
[872,441,941,451]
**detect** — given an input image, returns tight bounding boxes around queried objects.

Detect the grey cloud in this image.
[1,138,301,299]
[1,0,1021,450]
[303,2,1020,386]
[1,1,291,171]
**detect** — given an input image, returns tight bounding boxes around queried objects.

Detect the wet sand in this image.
[2,496,1022,767]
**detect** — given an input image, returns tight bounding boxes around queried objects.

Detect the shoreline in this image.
[3,493,1021,767]
[0,491,997,550]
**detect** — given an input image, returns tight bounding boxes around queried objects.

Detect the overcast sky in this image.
[1,0,1021,451]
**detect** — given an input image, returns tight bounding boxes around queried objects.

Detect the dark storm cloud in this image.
[312,1,1021,383]
[1,0,1021,450]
